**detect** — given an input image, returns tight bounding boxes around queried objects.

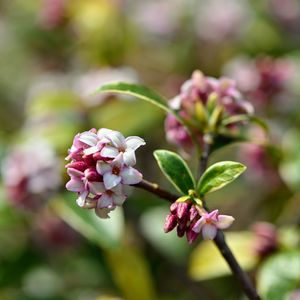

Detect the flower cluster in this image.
[2,139,61,210]
[65,128,145,218]
[165,70,253,151]
[164,200,234,244]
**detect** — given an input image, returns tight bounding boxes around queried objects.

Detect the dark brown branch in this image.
[135,179,178,202]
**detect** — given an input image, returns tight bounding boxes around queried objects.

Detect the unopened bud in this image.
[189,205,199,221]
[164,214,177,233]
[66,161,87,172]
[170,202,178,214]
[177,223,186,237]
[186,228,199,244]
[177,202,190,220]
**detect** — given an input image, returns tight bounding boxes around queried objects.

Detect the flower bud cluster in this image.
[65,128,145,218]
[165,70,254,151]
[164,199,235,244]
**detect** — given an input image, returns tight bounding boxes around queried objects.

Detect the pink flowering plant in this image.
[64,70,270,300]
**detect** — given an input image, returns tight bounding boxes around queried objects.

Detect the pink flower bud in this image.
[164,214,177,233]
[170,202,178,214]
[186,228,199,244]
[177,224,186,237]
[189,205,199,221]
[177,202,190,220]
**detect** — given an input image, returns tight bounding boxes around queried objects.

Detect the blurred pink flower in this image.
[2,139,61,210]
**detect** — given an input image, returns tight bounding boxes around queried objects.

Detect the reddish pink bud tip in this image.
[177,202,189,219]
[164,214,177,233]
[170,202,178,214]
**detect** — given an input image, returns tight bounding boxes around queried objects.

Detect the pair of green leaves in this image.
[154,150,246,197]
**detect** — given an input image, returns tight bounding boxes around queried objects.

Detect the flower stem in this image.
[134,138,261,300]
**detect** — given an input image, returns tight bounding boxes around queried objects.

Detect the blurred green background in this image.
[0,0,300,299]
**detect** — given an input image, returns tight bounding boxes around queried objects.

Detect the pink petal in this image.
[120,167,142,185]
[89,182,106,194]
[98,194,113,208]
[67,168,84,178]
[216,215,235,229]
[192,217,205,233]
[125,136,146,151]
[202,224,218,240]
[96,161,112,175]
[207,209,219,222]
[123,149,136,166]
[66,178,85,192]
[100,145,119,158]
[112,193,126,206]
[103,173,122,189]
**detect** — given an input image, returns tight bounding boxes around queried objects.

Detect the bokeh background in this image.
[0,0,300,299]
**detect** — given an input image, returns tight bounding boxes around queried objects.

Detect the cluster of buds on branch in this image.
[65,128,145,218]
[164,191,234,244]
[165,70,254,152]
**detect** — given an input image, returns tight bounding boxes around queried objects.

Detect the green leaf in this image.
[51,193,124,250]
[189,231,258,280]
[197,161,246,196]
[154,150,195,195]
[257,251,300,300]
[95,82,171,114]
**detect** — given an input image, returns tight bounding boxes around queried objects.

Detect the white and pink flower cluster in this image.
[65,128,145,218]
[165,70,254,151]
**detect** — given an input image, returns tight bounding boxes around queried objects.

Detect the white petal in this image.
[98,129,125,148]
[112,193,126,206]
[217,215,235,229]
[103,172,122,189]
[125,136,146,151]
[202,224,218,240]
[78,132,98,147]
[96,161,112,175]
[100,145,119,158]
[67,168,84,178]
[169,96,181,110]
[123,149,136,166]
[111,184,124,195]
[89,182,106,194]
[120,167,142,185]
[112,153,123,168]
[76,191,89,207]
[98,194,113,208]
[83,146,100,155]
[66,179,85,192]
[192,217,205,233]
[107,131,126,148]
